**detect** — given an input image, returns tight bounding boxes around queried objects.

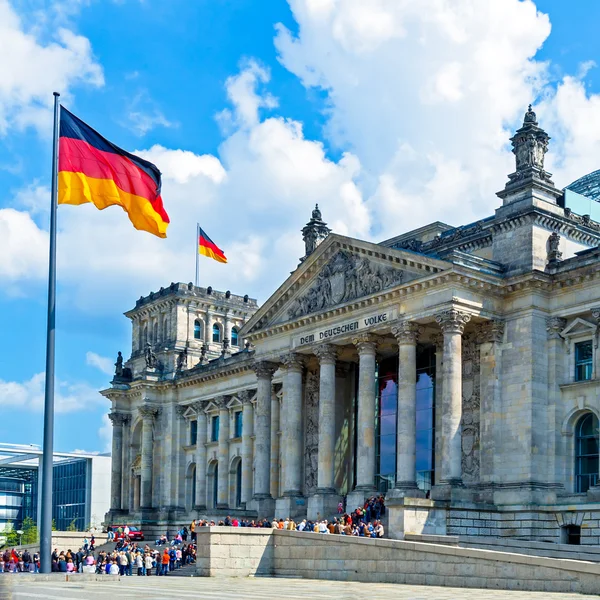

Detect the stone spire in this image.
[300,204,331,263]
[497,105,560,204]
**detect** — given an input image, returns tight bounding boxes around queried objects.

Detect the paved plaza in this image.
[2,577,600,600]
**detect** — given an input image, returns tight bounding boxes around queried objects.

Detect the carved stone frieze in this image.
[461,333,480,484]
[304,369,319,496]
[288,250,404,319]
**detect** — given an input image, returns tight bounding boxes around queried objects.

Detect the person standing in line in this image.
[160,549,170,576]
[190,520,196,542]
[145,552,153,575]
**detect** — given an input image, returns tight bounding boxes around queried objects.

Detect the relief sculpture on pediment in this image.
[288,251,404,319]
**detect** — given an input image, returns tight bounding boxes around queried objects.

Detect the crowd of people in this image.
[0,495,386,575]
[185,495,386,538]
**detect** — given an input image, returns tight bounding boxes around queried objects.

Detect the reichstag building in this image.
[104,107,600,544]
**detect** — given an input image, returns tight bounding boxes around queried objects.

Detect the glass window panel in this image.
[380,414,396,437]
[416,429,433,453]
[416,409,433,430]
[416,451,432,472]
[380,380,397,414]
[379,434,396,457]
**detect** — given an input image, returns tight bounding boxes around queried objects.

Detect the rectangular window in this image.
[190,420,198,446]
[575,340,593,382]
[211,415,220,442]
[234,411,243,438]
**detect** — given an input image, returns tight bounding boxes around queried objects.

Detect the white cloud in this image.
[0,372,105,413]
[0,0,103,135]
[1,60,369,310]
[86,352,114,376]
[98,413,112,453]
[126,90,176,136]
[276,0,554,237]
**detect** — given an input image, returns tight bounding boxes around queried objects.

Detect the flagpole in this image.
[195,223,199,287]
[40,92,60,573]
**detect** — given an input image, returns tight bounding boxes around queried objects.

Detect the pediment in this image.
[241,234,450,336]
[227,396,243,410]
[182,406,197,420]
[562,318,597,338]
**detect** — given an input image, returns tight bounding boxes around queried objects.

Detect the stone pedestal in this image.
[307,493,339,521]
[275,495,306,520]
[254,496,276,519]
[386,497,448,540]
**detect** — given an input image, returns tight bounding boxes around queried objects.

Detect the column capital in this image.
[192,400,207,414]
[314,343,338,365]
[238,390,254,405]
[253,360,279,379]
[108,412,130,426]
[352,333,378,356]
[391,320,421,345]
[213,395,229,411]
[281,352,305,373]
[435,308,471,334]
[546,316,567,340]
[138,404,159,420]
[477,319,505,344]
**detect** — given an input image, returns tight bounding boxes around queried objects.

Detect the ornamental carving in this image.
[461,333,480,484]
[435,309,471,334]
[304,369,319,496]
[108,412,130,426]
[391,320,421,345]
[138,405,159,420]
[546,317,567,340]
[253,361,279,379]
[476,320,505,344]
[314,344,338,364]
[288,251,404,319]
[281,352,305,372]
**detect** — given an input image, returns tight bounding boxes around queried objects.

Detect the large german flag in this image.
[58,107,170,238]
[199,227,227,263]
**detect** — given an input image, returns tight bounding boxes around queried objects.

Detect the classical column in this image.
[478,320,505,487]
[108,412,127,511]
[315,344,337,494]
[216,397,230,508]
[139,404,159,509]
[281,353,304,497]
[252,361,278,503]
[194,401,208,509]
[269,385,281,499]
[352,334,378,494]
[390,320,422,495]
[435,308,471,488]
[205,309,213,345]
[241,392,254,505]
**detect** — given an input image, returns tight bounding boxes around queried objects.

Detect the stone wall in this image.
[8,531,108,554]
[195,527,600,594]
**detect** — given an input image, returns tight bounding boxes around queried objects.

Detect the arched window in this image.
[231,327,239,346]
[212,323,221,343]
[163,317,168,340]
[143,326,148,345]
[575,413,599,493]
[194,320,202,340]
[153,322,159,343]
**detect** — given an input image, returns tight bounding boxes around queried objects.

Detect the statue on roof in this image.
[300,204,331,263]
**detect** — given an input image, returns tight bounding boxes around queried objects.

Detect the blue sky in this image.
[2,0,600,453]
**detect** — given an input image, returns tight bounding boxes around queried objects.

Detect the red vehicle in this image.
[109,525,145,541]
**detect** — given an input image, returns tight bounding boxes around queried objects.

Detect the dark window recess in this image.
[575,340,593,382]
[211,416,220,442]
[234,411,243,438]
[190,420,198,446]
[562,525,581,545]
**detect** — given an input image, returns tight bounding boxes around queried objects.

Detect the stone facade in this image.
[103,108,600,546]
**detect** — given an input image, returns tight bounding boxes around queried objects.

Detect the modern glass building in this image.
[0,444,111,532]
